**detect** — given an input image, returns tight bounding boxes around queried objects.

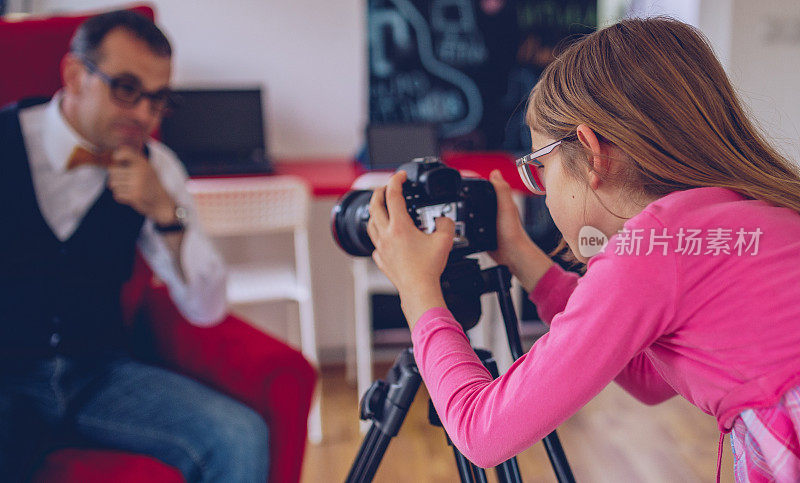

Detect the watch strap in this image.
[155,205,188,233]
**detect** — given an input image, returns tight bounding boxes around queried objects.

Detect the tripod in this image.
[346,259,575,482]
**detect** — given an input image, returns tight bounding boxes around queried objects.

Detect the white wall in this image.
[35,0,367,158]
[626,0,700,24]
[724,0,800,164]
[609,0,800,165]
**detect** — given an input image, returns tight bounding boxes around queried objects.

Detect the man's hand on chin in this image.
[107,145,176,224]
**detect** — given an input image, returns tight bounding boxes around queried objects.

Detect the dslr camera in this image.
[331,157,497,259]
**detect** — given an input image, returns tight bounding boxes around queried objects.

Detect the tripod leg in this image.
[447,433,488,483]
[347,425,385,482]
[452,447,476,483]
[495,461,523,483]
[470,464,489,483]
[357,432,392,482]
[471,349,525,483]
[346,348,422,483]
[485,266,577,483]
[427,350,523,483]
[542,434,575,483]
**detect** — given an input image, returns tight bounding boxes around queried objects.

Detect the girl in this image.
[366,17,800,482]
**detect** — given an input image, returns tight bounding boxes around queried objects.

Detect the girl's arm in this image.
[528,263,579,324]
[411,235,679,468]
[531,263,677,404]
[615,352,677,404]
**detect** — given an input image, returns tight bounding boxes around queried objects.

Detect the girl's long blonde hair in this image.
[528,17,800,215]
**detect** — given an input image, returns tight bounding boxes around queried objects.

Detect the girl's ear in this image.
[576,124,611,191]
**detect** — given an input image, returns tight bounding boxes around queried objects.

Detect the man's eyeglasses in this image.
[515,138,563,194]
[81,58,179,115]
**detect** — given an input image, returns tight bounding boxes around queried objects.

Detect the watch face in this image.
[175,206,189,224]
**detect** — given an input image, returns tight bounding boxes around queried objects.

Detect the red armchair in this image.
[1,5,316,483]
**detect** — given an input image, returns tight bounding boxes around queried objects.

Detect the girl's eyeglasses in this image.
[515,139,562,194]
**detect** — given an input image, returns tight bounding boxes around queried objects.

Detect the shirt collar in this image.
[41,91,99,172]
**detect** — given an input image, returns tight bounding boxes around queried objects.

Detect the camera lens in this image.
[331,190,375,257]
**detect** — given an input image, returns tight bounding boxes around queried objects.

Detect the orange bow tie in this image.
[65,146,114,170]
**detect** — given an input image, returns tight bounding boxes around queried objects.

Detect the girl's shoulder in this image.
[631,186,800,235]
[638,187,747,226]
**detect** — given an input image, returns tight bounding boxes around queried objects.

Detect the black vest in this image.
[0,99,145,358]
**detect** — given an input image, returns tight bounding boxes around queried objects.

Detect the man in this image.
[0,10,269,482]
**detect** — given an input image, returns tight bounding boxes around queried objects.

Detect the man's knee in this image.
[219,403,269,457]
[201,401,269,481]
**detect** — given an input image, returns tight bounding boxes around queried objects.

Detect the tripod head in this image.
[440,256,518,334]
[440,257,485,331]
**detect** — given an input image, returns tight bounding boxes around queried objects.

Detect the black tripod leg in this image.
[358,433,392,482]
[347,425,391,482]
[346,348,422,483]
[473,349,524,483]
[429,400,476,483]
[452,447,476,482]
[470,464,489,483]
[429,349,522,483]
[488,266,576,483]
[440,419,490,483]
[542,435,574,483]
[495,461,523,483]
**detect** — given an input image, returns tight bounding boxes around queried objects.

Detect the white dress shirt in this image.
[18,93,227,326]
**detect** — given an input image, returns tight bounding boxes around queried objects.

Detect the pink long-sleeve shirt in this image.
[411,187,800,468]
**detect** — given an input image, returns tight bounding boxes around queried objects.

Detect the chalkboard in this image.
[368,0,596,153]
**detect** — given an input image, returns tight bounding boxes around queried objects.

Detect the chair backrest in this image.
[186,176,311,237]
[0,4,155,107]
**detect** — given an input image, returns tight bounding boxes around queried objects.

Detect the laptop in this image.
[363,122,440,170]
[160,88,274,176]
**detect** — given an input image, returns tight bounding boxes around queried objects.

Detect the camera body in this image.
[331,157,497,259]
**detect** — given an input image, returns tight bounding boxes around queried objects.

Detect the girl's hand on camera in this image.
[488,170,554,292]
[367,171,454,328]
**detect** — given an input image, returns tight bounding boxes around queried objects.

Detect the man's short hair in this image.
[70,9,172,63]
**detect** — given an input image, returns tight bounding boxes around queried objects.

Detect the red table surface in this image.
[271,151,528,197]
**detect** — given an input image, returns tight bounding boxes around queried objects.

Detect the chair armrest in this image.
[32,449,182,483]
[138,285,317,483]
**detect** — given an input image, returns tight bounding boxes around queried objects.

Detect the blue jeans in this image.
[0,354,269,482]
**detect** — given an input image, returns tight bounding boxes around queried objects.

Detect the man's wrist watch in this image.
[155,205,189,233]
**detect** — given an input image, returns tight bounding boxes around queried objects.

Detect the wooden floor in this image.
[301,361,735,483]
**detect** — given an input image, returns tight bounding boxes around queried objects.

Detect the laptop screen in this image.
[161,88,269,174]
[366,123,439,170]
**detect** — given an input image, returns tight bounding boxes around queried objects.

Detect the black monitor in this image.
[160,88,272,176]
[365,123,440,170]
